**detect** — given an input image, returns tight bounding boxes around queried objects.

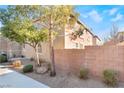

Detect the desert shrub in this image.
[0,55,7,63]
[23,64,33,73]
[79,68,89,79]
[103,69,118,87]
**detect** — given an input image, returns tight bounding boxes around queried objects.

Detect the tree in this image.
[110,23,119,39]
[70,26,84,40]
[33,6,79,76]
[104,23,119,43]
[0,5,78,76]
[0,6,48,66]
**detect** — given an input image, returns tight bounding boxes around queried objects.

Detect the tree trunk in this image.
[49,29,56,77]
[34,46,40,66]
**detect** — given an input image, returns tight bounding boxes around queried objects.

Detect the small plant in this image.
[23,64,33,73]
[103,69,118,87]
[0,55,7,63]
[79,68,89,79]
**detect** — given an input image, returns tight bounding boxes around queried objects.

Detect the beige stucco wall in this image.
[53,36,65,49]
[79,30,93,47]
[96,38,102,45]
[65,22,95,49]
[0,36,22,58]
[22,44,35,58]
[22,42,50,62]
[53,27,65,49]
[93,37,102,46]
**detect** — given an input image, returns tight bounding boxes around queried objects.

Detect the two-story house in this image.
[22,16,101,62]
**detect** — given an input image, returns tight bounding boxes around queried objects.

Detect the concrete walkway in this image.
[0,66,49,88]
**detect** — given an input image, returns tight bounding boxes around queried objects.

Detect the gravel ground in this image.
[21,70,124,88]
[2,58,124,88]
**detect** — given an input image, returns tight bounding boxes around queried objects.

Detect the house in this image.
[0,15,101,61]
[44,15,101,49]
[62,20,101,49]
[104,31,124,46]
[22,16,101,62]
[116,32,124,42]
[0,35,22,58]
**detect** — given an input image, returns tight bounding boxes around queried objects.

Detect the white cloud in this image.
[111,13,123,22]
[88,10,103,23]
[81,14,88,18]
[109,8,118,16]
[103,8,119,16]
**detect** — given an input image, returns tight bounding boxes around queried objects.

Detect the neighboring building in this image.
[62,20,101,49]
[0,35,22,58]
[116,32,124,42]
[22,17,101,62]
[104,31,124,46]
[0,16,101,61]
[93,35,101,46]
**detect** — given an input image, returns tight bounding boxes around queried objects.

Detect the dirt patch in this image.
[9,59,124,88]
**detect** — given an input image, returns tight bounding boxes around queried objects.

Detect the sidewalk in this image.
[0,66,49,88]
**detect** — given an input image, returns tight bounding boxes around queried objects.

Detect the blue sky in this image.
[0,5,124,41]
[75,5,124,40]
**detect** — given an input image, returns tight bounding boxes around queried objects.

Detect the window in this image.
[76,43,78,48]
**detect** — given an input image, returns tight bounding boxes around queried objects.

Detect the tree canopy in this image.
[0,5,79,75]
[0,6,49,48]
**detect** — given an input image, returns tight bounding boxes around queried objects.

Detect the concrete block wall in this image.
[85,46,124,81]
[54,45,124,81]
[54,49,85,75]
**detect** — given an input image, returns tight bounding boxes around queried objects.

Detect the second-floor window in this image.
[76,43,78,48]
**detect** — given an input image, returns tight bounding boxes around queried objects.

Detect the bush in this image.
[23,64,33,73]
[79,68,89,79]
[103,69,118,87]
[0,55,7,63]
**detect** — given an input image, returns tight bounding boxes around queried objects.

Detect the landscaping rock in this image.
[12,60,22,67]
[36,62,49,74]
[36,67,48,74]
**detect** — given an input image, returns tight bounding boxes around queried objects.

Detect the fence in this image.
[54,45,124,81]
[54,49,85,75]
